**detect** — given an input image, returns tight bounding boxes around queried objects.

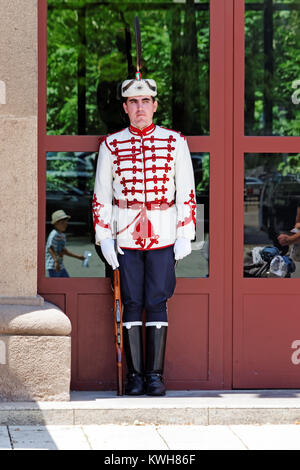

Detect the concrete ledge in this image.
[0,301,71,336]
[0,295,44,306]
[0,390,300,426]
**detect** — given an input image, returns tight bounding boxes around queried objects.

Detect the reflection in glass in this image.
[45,151,209,278]
[244,153,300,278]
[245,0,300,135]
[176,152,210,278]
[47,0,209,136]
[45,151,105,277]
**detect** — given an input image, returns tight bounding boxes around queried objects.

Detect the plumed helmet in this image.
[121,74,157,98]
[121,17,157,98]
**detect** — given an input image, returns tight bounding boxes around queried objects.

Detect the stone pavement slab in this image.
[230,424,300,450]
[82,425,168,450]
[0,426,11,450]
[157,425,246,450]
[8,425,91,450]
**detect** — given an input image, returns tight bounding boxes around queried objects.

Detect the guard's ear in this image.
[123,101,129,115]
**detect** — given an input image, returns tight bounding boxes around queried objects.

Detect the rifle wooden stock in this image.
[113,267,123,396]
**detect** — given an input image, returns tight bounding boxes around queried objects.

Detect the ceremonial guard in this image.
[93,21,196,396]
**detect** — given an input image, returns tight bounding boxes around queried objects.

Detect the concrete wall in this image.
[0,0,71,401]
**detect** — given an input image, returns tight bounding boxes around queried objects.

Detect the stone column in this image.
[0,0,71,400]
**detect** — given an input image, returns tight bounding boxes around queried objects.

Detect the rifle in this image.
[112,222,123,396]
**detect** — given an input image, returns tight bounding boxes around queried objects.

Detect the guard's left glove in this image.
[174,238,192,261]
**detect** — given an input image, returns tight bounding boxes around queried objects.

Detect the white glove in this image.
[100,239,124,270]
[174,238,192,261]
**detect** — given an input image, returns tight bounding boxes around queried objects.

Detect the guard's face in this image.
[123,96,158,129]
[55,219,68,232]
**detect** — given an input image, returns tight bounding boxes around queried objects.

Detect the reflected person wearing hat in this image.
[46,210,85,278]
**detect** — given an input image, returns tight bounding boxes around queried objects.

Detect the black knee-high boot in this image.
[123,325,145,395]
[145,325,167,396]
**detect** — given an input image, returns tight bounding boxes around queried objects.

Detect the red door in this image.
[38,0,300,391]
[233,0,300,388]
[38,0,234,391]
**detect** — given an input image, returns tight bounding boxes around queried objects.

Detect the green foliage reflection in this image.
[245,0,300,135]
[47,0,210,136]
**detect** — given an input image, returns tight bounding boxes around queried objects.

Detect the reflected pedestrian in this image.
[278,204,300,248]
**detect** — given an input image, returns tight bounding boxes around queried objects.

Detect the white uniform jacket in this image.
[93,123,196,250]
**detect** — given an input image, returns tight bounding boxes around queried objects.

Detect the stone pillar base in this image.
[0,301,71,402]
[0,335,71,401]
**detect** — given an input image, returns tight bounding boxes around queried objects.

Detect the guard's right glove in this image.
[174,238,192,261]
[100,239,124,270]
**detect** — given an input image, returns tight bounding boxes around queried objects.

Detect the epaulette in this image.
[160,127,186,140]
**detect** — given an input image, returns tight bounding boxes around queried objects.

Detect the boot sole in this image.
[125,390,145,396]
[145,390,166,396]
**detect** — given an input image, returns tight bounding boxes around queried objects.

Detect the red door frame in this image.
[233,0,300,388]
[37,0,234,390]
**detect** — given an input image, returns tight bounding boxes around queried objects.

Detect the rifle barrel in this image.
[113,268,123,395]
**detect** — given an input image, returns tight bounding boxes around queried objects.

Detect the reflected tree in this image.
[245,0,300,136]
[47,0,209,136]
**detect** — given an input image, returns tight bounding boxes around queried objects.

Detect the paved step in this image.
[0,390,300,426]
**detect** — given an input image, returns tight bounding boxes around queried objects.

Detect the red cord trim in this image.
[176,190,197,228]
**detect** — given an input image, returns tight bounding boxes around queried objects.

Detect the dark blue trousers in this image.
[118,245,176,324]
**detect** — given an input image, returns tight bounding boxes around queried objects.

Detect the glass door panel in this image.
[244,153,300,278]
[245,0,300,136]
[47,0,210,136]
[45,150,210,278]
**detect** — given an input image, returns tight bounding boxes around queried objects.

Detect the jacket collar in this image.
[129,122,156,137]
